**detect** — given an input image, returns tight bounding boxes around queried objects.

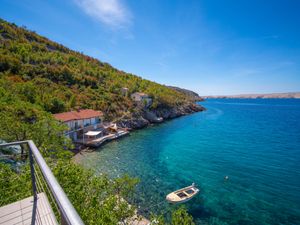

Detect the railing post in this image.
[28,140,85,225]
[61,215,69,225]
[28,145,38,225]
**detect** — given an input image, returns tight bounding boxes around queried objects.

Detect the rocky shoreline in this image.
[116,103,205,129]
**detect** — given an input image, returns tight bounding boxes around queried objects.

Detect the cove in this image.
[78,99,300,225]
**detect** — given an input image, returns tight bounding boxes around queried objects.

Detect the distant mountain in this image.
[167,86,204,101]
[203,92,300,99]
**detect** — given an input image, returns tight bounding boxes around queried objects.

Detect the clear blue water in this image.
[79,99,300,224]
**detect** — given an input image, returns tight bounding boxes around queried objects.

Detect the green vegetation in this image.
[150,207,195,225]
[0,108,195,224]
[0,18,195,120]
[0,18,195,224]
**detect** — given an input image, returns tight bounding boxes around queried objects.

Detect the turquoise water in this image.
[79,99,300,224]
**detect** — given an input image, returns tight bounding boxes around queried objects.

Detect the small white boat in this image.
[166,183,199,204]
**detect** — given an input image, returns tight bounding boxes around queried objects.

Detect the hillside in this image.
[203,92,300,99]
[167,86,204,101]
[0,18,204,126]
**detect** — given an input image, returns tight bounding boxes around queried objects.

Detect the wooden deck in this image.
[76,130,129,147]
[0,193,58,225]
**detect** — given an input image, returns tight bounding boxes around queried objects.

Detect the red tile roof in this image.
[53,109,103,122]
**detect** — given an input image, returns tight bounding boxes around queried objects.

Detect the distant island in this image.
[203,92,300,99]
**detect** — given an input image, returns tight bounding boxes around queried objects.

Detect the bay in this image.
[79,99,300,225]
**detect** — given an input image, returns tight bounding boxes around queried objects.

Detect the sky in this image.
[1,0,300,95]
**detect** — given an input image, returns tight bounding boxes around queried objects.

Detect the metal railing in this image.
[65,122,103,134]
[0,140,84,225]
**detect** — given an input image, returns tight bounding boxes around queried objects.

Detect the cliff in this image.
[117,103,205,129]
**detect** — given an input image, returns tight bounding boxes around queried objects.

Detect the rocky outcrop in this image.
[116,103,205,129]
[116,110,150,129]
[153,103,204,119]
[142,110,163,123]
[117,117,149,129]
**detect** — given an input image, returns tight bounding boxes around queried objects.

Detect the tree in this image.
[171,206,195,225]
[149,206,195,225]
[0,164,31,206]
[52,161,138,225]
[0,99,72,158]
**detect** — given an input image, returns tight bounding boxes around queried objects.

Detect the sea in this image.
[78,99,300,225]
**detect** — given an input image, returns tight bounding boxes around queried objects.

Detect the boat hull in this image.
[166,185,199,204]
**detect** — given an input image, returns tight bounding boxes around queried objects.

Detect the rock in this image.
[153,103,205,120]
[116,116,149,129]
[117,103,205,130]
[142,110,164,123]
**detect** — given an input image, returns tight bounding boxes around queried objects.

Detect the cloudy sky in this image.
[1,0,300,95]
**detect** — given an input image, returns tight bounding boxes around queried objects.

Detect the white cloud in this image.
[75,0,132,29]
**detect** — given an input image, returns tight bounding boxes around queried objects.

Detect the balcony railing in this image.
[0,140,84,225]
[65,122,103,135]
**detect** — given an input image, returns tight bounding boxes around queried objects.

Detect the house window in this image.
[95,117,100,124]
[84,119,90,127]
[78,120,83,127]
